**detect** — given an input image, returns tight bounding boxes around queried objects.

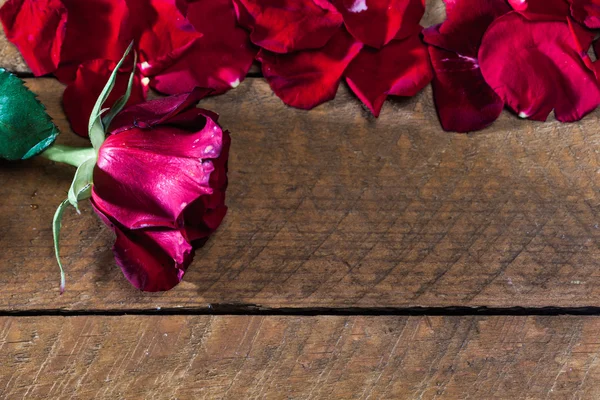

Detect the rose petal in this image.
[0,0,67,76]
[92,202,192,292]
[423,0,511,57]
[183,131,230,242]
[231,0,343,53]
[127,0,202,73]
[57,0,131,82]
[479,12,600,122]
[508,0,570,21]
[148,0,257,95]
[62,59,146,137]
[108,88,213,133]
[332,0,424,48]
[428,46,503,132]
[345,34,432,116]
[92,96,228,229]
[257,28,362,109]
[570,0,600,28]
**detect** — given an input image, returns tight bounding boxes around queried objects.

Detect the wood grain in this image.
[2,78,600,310]
[0,315,598,399]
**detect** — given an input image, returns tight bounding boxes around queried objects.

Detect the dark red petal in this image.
[108,88,213,133]
[183,131,230,242]
[92,202,192,292]
[231,0,343,53]
[147,0,257,95]
[58,0,131,82]
[126,0,202,72]
[423,0,510,57]
[479,12,600,122]
[332,0,424,48]
[428,46,503,132]
[569,0,600,28]
[92,102,227,230]
[257,28,362,109]
[0,0,67,76]
[345,34,432,116]
[508,0,570,21]
[62,59,147,138]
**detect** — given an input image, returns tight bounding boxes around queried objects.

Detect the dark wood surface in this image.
[2,78,600,310]
[1,315,600,399]
[2,1,600,397]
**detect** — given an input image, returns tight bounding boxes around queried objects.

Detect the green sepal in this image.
[89,41,134,151]
[102,50,138,130]
[53,199,70,294]
[68,156,95,212]
[0,68,59,160]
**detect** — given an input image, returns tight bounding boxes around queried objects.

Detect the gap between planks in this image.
[5,306,600,317]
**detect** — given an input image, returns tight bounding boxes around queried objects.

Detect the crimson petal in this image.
[62,59,147,137]
[232,0,343,53]
[345,34,432,116]
[127,0,202,74]
[508,0,570,21]
[423,0,510,57]
[109,88,213,133]
[258,28,362,109]
[92,203,192,292]
[479,12,600,122]
[332,0,424,48]
[428,46,503,132]
[58,0,131,83]
[148,0,257,95]
[92,98,228,230]
[0,0,67,76]
[570,0,600,28]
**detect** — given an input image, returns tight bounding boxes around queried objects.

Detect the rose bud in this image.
[90,89,230,291]
[40,43,230,293]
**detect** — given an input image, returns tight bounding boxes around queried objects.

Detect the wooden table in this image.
[3,2,600,398]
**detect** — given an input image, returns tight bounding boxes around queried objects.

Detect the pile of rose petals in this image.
[424,0,600,132]
[3,0,600,133]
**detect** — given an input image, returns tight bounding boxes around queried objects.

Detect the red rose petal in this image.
[183,131,230,242]
[232,0,343,53]
[569,0,600,28]
[423,0,511,57]
[428,46,503,132]
[58,0,131,82]
[345,34,432,116]
[423,0,508,132]
[92,202,192,292]
[332,0,424,48]
[508,0,570,21]
[479,12,600,122]
[62,59,146,137]
[147,0,257,95]
[109,88,213,133]
[92,97,228,230]
[127,0,202,72]
[0,0,67,76]
[257,28,362,109]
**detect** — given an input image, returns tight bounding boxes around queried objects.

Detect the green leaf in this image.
[102,50,138,130]
[53,199,70,294]
[67,156,96,212]
[0,68,59,160]
[88,41,134,151]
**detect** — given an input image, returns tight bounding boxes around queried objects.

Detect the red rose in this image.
[90,88,230,291]
[0,0,256,137]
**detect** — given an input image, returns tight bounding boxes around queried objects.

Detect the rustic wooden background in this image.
[3,0,600,398]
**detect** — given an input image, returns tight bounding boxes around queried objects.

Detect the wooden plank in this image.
[3,78,600,310]
[0,315,598,399]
